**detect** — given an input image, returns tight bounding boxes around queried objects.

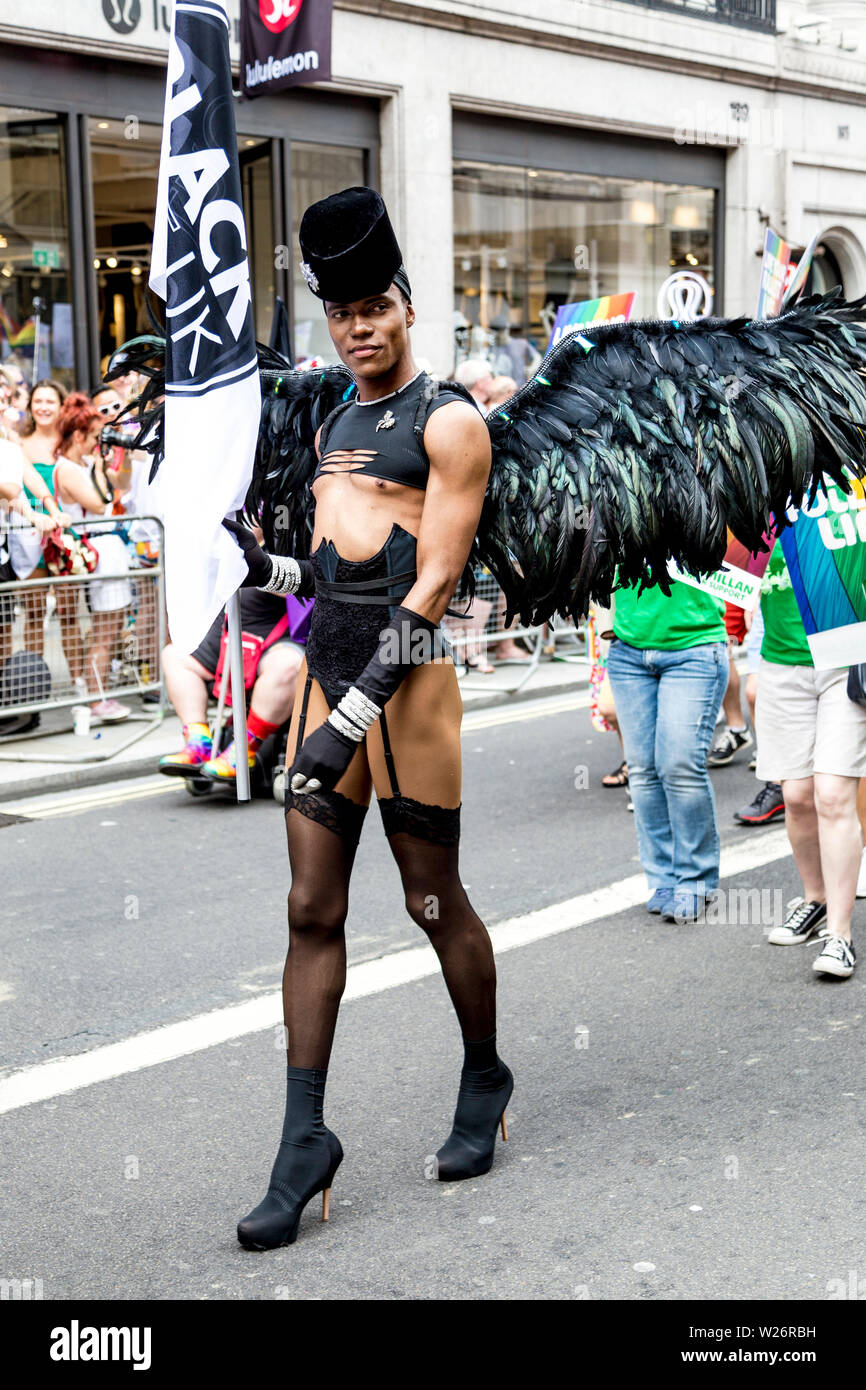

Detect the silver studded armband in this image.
[259,554,302,596]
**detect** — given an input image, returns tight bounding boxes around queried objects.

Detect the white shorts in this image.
[89,533,132,613]
[755,658,866,782]
[8,522,44,578]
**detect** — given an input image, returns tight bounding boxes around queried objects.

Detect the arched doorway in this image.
[800,227,866,299]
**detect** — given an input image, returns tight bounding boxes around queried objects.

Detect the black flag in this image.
[150,0,259,653]
[240,0,333,98]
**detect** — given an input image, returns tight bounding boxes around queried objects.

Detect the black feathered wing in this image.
[245,362,353,556]
[480,291,866,625]
[107,336,354,556]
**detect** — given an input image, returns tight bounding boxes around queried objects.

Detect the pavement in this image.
[2,680,864,1303]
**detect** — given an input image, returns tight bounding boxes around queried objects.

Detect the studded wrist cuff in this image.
[259,554,301,596]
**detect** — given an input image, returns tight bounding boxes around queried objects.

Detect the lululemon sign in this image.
[240,0,332,96]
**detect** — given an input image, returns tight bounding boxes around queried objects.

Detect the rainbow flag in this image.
[9,317,35,348]
[547,293,635,352]
[0,300,18,343]
[755,229,791,318]
[781,232,819,310]
[778,477,866,668]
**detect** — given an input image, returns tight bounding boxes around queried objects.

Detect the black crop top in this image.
[313,370,472,492]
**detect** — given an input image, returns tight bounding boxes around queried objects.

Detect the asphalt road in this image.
[2,694,864,1301]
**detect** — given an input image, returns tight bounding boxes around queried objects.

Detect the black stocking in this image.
[236,792,364,1250]
[385,827,512,1180]
[385,831,497,1042]
[282,790,367,1069]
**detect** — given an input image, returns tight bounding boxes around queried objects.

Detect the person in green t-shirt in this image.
[606,575,728,923]
[757,535,865,979]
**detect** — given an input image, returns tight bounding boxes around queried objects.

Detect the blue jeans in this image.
[606,638,729,893]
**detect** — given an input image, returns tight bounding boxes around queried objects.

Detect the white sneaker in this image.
[812,934,856,978]
[91,699,131,723]
[857,847,866,899]
[767,897,827,946]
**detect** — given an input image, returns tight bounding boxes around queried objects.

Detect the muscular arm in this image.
[401,400,491,624]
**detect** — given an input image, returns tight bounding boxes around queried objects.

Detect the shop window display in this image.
[0,107,73,389]
[454,160,716,381]
[290,143,366,366]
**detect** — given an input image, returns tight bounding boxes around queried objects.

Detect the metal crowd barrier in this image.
[0,514,166,763]
[443,566,587,694]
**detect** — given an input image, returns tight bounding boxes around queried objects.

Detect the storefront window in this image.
[290,142,366,364]
[0,106,73,389]
[454,160,715,381]
[90,120,275,372]
[239,138,276,345]
[90,117,162,376]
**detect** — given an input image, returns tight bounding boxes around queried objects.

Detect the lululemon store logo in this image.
[259,0,304,33]
[102,0,141,34]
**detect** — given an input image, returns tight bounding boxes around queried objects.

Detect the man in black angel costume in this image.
[112,186,866,1251]
[226,188,512,1248]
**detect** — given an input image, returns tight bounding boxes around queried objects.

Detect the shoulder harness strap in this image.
[412,375,478,437]
[317,386,358,456]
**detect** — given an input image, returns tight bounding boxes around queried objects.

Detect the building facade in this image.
[1,0,865,384]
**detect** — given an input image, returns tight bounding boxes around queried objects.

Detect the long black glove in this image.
[222,517,314,595]
[289,605,439,795]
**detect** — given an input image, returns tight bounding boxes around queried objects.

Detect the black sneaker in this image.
[767,897,827,946]
[812,934,856,978]
[708,726,753,767]
[734,781,784,825]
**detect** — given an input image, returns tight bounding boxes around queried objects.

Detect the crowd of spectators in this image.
[0,363,159,732]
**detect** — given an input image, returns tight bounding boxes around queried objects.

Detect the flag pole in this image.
[227,591,250,802]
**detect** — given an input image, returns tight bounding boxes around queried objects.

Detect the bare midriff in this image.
[310,469,424,562]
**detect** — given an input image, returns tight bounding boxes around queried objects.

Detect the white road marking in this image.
[2,778,181,820]
[463,691,588,731]
[2,692,588,820]
[0,828,789,1116]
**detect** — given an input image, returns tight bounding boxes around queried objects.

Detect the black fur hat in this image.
[298,186,411,303]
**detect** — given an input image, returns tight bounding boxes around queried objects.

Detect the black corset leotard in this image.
[304,373,469,707]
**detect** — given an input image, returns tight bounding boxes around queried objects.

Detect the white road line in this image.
[0,776,180,820]
[3,693,588,819]
[463,691,588,731]
[22,783,181,819]
[0,828,789,1116]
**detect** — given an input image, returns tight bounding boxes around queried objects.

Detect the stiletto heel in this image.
[238,1140,342,1250]
[435,1055,514,1182]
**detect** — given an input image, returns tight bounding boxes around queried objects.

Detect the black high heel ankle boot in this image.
[238,1065,343,1251]
[435,1034,514,1182]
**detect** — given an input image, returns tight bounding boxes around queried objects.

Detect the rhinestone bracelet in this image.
[327,686,383,743]
[260,554,301,596]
